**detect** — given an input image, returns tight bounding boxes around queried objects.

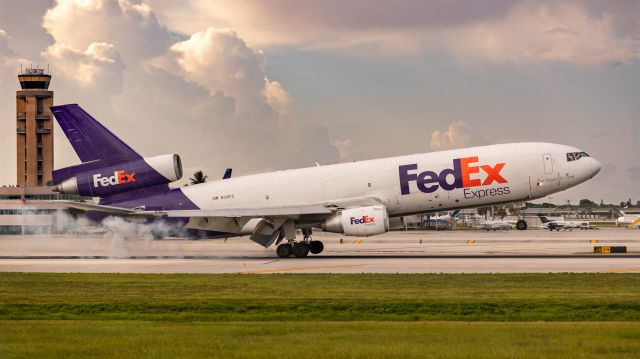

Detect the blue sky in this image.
[0,0,638,203]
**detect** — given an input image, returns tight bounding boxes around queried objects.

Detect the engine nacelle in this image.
[54,154,183,197]
[322,205,389,236]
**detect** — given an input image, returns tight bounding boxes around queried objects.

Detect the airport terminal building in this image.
[0,186,84,235]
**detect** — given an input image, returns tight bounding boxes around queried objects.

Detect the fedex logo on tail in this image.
[93,171,136,188]
[399,156,507,196]
[350,215,375,225]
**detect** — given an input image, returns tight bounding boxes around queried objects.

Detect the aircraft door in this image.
[543,153,553,174]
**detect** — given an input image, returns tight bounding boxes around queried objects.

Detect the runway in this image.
[0,228,638,273]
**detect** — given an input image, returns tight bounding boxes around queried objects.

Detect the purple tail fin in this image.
[51,104,141,163]
[50,104,142,184]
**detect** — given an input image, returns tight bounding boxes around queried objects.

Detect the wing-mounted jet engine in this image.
[322,205,390,236]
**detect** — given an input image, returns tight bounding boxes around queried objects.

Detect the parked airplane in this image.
[424,210,460,229]
[616,211,640,228]
[538,215,587,231]
[473,216,512,231]
[51,104,602,257]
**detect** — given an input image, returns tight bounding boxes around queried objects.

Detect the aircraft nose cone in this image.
[591,158,602,176]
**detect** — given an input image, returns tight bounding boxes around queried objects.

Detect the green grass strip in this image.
[1,320,640,359]
[1,273,639,321]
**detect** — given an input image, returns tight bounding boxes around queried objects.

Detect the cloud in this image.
[430,120,484,151]
[0,0,53,60]
[145,0,514,49]
[146,1,639,65]
[294,123,340,166]
[43,0,171,62]
[442,2,640,65]
[151,27,289,119]
[31,1,343,176]
[43,42,125,91]
[334,139,355,162]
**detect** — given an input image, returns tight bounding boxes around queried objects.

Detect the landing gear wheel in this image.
[276,243,293,258]
[309,241,324,254]
[516,220,528,231]
[292,243,310,258]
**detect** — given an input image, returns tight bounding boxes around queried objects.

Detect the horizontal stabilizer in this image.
[52,200,140,215]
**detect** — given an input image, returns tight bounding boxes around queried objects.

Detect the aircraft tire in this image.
[293,243,310,258]
[516,220,528,231]
[309,241,324,254]
[276,243,293,258]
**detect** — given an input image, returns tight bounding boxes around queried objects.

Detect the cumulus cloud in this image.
[430,120,484,151]
[43,42,125,91]
[151,27,289,119]
[30,0,343,176]
[43,0,171,62]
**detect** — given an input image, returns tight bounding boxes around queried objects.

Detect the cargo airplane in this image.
[51,104,602,257]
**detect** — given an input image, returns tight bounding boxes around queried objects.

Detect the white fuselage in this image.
[182,142,601,217]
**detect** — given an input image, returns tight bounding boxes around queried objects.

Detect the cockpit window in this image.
[566,151,590,162]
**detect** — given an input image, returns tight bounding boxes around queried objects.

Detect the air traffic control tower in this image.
[16,68,54,187]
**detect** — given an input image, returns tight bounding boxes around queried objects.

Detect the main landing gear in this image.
[276,228,324,258]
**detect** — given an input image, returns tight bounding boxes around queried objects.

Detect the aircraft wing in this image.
[161,205,333,218]
[53,196,384,219]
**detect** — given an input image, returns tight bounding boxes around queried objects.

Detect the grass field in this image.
[2,321,640,358]
[1,273,639,357]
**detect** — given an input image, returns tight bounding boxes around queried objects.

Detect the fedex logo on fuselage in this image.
[399,156,507,195]
[92,171,136,188]
[350,215,375,225]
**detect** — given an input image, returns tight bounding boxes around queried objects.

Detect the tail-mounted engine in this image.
[322,205,389,236]
[53,154,183,197]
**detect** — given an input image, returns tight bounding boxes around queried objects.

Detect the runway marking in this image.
[604,267,640,273]
[353,240,363,245]
[241,264,364,274]
[467,240,476,245]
